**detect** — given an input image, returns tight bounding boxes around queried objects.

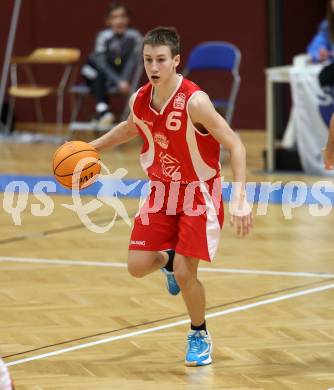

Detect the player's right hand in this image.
[323,147,334,170]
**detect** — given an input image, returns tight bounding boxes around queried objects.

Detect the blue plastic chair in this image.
[183,41,241,124]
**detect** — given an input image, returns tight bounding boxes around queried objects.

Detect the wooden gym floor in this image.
[1,130,334,389]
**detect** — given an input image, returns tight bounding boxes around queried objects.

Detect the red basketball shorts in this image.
[129,176,224,261]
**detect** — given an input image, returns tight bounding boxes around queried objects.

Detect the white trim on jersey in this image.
[132,113,155,173]
[131,88,155,174]
[149,75,184,115]
[200,182,221,261]
[130,88,141,113]
[186,91,217,181]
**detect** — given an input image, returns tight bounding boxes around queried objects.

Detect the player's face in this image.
[143,45,180,86]
[106,7,129,34]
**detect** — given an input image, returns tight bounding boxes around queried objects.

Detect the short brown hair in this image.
[143,27,180,57]
[107,2,129,17]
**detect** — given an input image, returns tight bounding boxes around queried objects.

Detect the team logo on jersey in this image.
[159,151,181,178]
[173,93,186,110]
[154,133,169,149]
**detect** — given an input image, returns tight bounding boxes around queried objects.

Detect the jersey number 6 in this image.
[166,111,182,131]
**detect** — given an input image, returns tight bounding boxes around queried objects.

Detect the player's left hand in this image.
[230,213,253,237]
[229,197,253,237]
[323,147,334,170]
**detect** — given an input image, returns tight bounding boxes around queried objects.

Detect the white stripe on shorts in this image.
[200,182,221,261]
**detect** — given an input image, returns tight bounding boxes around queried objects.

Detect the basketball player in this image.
[90,27,253,366]
[323,113,334,170]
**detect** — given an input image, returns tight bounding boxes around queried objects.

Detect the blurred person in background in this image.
[323,113,334,169]
[307,0,334,63]
[81,2,142,127]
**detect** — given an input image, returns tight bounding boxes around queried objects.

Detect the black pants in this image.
[83,72,116,105]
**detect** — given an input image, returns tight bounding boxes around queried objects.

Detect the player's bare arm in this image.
[188,92,253,236]
[90,95,139,152]
[323,113,334,170]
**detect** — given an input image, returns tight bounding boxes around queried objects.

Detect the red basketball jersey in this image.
[131,76,221,183]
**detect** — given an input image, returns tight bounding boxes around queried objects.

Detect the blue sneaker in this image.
[185,330,213,366]
[161,267,180,295]
[160,250,180,296]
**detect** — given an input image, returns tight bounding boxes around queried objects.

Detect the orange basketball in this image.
[53,141,101,189]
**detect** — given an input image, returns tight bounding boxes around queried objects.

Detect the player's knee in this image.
[174,268,195,289]
[127,262,146,278]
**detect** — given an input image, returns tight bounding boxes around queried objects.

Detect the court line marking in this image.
[6,282,334,367]
[4,279,324,359]
[0,256,334,278]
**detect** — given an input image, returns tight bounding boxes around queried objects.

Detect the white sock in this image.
[96,102,109,113]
